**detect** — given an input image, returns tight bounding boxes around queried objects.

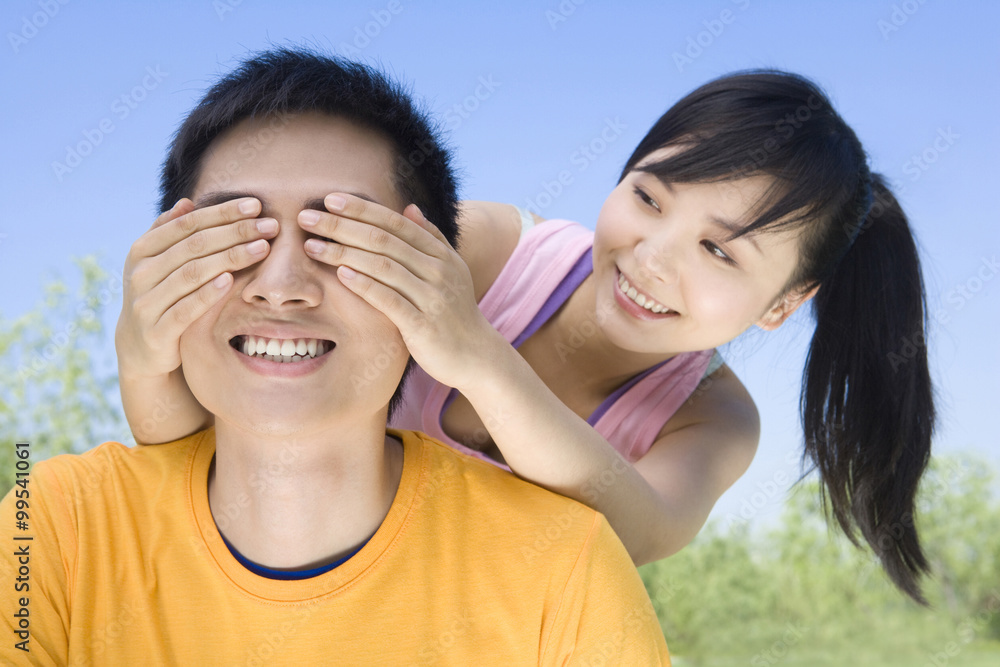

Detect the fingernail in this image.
[247,239,269,255]
[213,273,232,289]
[304,239,326,254]
[256,218,277,234]
[326,195,346,211]
[239,199,258,215]
[299,210,321,226]
[338,265,357,280]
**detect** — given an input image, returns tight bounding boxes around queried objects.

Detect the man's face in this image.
[179,112,410,436]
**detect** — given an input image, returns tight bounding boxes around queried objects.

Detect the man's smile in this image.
[229,335,334,362]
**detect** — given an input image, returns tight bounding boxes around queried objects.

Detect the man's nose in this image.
[241,225,323,308]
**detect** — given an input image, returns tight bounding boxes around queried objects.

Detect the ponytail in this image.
[801,174,934,604]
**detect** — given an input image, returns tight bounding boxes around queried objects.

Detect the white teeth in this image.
[238,335,330,362]
[618,270,671,314]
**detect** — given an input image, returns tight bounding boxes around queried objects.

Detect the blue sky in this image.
[2,0,997,525]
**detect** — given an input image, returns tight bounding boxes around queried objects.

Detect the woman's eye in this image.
[633,187,661,212]
[703,241,736,266]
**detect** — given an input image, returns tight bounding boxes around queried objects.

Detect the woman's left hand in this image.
[299,193,506,391]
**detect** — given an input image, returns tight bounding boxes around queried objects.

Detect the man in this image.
[1,48,669,664]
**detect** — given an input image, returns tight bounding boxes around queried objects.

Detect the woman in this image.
[117,70,933,602]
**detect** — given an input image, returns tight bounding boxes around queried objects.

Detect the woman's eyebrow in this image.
[710,215,762,254]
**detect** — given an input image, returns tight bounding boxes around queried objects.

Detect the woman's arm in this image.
[117,197,276,443]
[305,194,758,563]
[450,342,759,564]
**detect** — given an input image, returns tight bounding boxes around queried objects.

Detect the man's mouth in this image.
[229,335,335,363]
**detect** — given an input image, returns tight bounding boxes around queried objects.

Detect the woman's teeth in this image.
[237,335,330,363]
[618,272,672,314]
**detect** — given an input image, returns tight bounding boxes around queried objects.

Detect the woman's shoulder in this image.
[459,202,586,301]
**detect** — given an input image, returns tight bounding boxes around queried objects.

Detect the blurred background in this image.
[1,1,997,663]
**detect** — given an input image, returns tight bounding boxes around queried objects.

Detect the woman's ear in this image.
[756,284,820,331]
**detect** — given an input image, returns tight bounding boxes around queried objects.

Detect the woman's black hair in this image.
[621,71,934,602]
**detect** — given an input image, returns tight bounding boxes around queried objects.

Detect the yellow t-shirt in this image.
[0,429,669,665]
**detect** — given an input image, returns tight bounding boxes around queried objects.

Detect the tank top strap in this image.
[592,348,715,461]
[477,219,595,344]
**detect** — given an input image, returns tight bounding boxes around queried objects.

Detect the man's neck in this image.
[207,417,404,570]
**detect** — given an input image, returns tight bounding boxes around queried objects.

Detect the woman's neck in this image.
[544,273,677,395]
[208,418,404,570]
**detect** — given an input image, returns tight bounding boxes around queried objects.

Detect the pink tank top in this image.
[390,219,716,468]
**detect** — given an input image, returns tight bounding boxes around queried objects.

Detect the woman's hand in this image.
[299,194,505,392]
[116,197,277,380]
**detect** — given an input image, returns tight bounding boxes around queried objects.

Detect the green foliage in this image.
[0,257,130,496]
[642,455,1000,665]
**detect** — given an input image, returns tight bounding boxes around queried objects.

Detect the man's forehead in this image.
[192,113,404,211]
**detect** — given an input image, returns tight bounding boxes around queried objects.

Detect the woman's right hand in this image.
[115,197,276,380]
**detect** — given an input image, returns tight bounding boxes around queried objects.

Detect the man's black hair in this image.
[159,47,461,419]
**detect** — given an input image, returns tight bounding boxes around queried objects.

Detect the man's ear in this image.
[756,284,820,331]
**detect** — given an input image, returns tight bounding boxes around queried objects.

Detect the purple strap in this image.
[441,248,670,424]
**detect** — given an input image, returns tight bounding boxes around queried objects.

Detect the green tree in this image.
[0,257,128,496]
[641,456,1000,665]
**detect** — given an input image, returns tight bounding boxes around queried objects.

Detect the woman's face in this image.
[591,150,814,356]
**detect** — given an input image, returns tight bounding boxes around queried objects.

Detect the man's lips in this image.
[229,334,335,363]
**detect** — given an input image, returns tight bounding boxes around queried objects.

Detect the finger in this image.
[305,240,426,307]
[148,198,196,233]
[145,216,277,288]
[129,214,276,295]
[299,208,434,279]
[151,272,235,342]
[131,197,262,260]
[317,193,449,260]
[135,239,270,320]
[403,204,454,249]
[336,265,421,328]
